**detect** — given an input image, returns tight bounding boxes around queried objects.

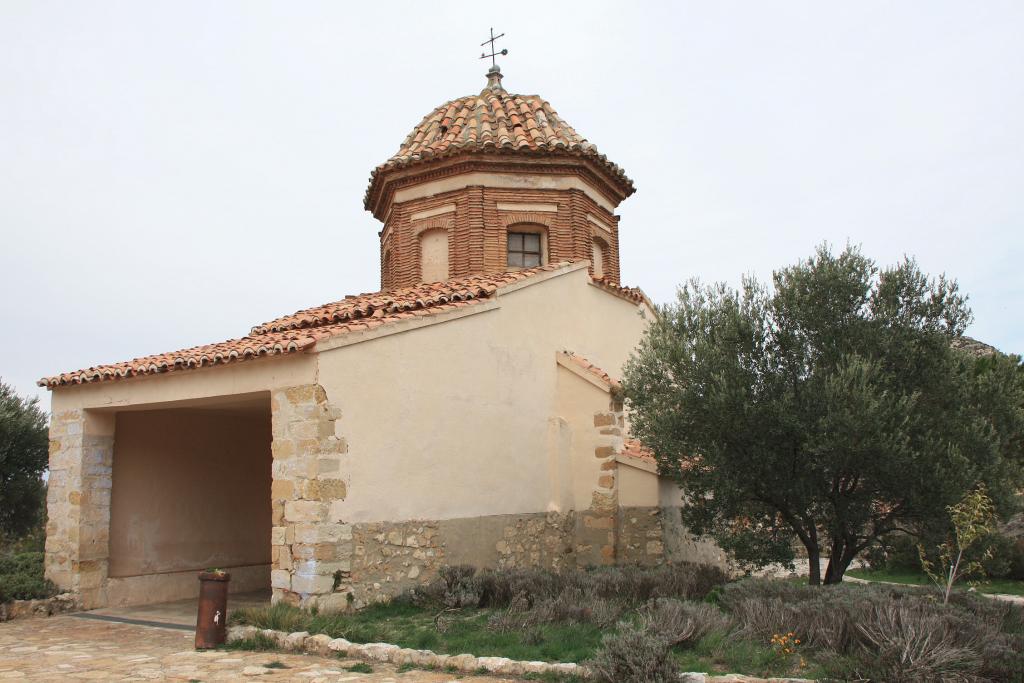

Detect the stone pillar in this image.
[44,410,114,609]
[270,385,352,609]
[577,405,625,565]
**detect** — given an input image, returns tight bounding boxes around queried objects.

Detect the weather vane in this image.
[480,27,507,67]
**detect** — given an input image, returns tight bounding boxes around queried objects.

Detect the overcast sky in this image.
[2,1,1022,406]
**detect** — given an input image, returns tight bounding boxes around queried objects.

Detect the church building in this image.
[40,65,725,610]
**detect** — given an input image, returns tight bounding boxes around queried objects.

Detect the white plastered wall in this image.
[49,353,317,415]
[316,264,649,523]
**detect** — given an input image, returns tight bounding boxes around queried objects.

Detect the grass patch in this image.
[847,567,1024,596]
[345,662,373,673]
[264,660,289,669]
[671,630,823,679]
[223,633,278,652]
[234,601,603,663]
[231,564,1023,682]
[521,673,587,683]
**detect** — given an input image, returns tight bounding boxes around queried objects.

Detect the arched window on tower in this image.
[591,237,607,279]
[419,228,450,283]
[506,224,548,269]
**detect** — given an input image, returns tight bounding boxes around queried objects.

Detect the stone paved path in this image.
[0,615,521,682]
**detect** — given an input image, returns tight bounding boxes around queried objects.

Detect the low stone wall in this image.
[0,593,78,622]
[227,625,813,682]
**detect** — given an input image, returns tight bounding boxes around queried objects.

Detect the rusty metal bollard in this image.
[195,570,230,649]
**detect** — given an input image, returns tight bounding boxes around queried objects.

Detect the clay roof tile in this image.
[365,89,634,210]
[39,263,579,388]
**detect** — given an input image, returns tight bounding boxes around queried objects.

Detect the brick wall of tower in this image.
[379,185,621,291]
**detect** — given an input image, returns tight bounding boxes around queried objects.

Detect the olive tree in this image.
[0,380,49,539]
[623,245,1024,584]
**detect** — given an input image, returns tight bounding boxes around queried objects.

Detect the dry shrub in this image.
[487,589,626,631]
[588,621,679,683]
[438,565,480,608]
[727,595,788,641]
[718,578,1024,682]
[638,598,731,647]
[587,598,629,629]
[853,602,982,682]
[476,567,559,608]
[473,562,728,611]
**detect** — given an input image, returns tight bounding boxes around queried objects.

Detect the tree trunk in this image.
[806,544,821,586]
[823,539,858,584]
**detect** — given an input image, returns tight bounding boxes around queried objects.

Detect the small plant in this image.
[396,662,415,672]
[919,484,998,603]
[769,631,805,670]
[345,662,373,673]
[264,660,289,669]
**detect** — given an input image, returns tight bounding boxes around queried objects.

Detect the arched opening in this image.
[419,229,450,282]
[591,237,607,279]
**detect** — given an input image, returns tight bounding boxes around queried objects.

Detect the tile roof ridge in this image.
[557,349,622,393]
[252,262,575,335]
[39,262,586,389]
[589,276,654,309]
[38,332,317,388]
[621,438,655,463]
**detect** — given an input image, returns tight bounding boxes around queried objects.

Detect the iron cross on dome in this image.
[480,27,508,67]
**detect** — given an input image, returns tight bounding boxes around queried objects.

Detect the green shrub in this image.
[980,533,1024,580]
[587,621,678,683]
[861,541,888,571]
[885,534,926,573]
[1010,538,1024,581]
[0,551,56,602]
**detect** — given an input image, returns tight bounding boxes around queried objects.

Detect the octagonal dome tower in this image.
[365,67,636,291]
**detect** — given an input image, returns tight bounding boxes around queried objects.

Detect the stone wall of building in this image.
[344,512,577,608]
[617,507,667,565]
[576,406,624,566]
[661,505,732,568]
[44,409,113,609]
[269,384,351,609]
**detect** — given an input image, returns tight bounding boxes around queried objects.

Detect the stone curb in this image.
[0,593,79,622]
[227,625,814,682]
